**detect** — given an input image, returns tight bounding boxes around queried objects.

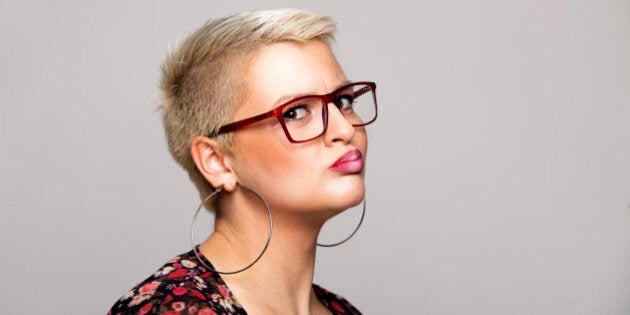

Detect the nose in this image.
[323,103,355,146]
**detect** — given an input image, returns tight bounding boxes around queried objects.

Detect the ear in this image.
[190,136,238,192]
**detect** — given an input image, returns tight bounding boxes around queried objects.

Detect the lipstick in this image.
[330,149,363,173]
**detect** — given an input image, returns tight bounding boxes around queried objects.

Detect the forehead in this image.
[237,41,348,117]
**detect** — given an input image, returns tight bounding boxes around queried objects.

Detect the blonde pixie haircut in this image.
[160,9,337,206]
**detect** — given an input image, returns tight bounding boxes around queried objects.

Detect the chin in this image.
[323,180,365,211]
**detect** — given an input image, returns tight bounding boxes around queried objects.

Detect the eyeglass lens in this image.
[280,83,376,142]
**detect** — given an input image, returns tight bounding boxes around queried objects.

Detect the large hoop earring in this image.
[190,184,273,274]
[317,198,366,247]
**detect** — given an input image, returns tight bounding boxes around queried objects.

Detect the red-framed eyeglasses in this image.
[214,81,377,143]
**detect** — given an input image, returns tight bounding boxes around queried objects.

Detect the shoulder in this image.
[108,250,246,315]
[313,284,362,315]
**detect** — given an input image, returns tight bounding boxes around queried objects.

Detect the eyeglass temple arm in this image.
[213,111,276,136]
[353,85,372,98]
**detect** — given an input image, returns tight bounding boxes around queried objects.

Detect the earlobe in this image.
[190,136,237,191]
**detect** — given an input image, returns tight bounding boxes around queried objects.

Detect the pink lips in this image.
[330,149,364,173]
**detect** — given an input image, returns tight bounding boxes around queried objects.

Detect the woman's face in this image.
[226,40,367,215]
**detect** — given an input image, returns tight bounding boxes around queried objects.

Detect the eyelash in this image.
[283,104,310,120]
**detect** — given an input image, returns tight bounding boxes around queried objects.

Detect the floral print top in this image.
[108,248,361,314]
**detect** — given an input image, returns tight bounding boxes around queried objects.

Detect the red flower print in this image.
[163,311,180,315]
[200,272,212,279]
[172,301,186,311]
[168,269,188,279]
[172,286,188,296]
[197,307,217,315]
[189,289,206,300]
[137,302,153,315]
[217,285,229,298]
[139,281,160,294]
[330,301,346,313]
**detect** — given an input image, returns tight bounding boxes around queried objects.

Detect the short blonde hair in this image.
[160,9,337,204]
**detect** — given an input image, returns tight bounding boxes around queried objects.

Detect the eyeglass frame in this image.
[212,81,377,143]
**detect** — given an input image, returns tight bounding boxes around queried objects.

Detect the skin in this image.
[190,40,367,315]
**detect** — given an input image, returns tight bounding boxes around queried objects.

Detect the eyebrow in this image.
[272,80,353,107]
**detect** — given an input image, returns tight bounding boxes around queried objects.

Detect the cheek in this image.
[232,133,317,185]
[233,141,324,209]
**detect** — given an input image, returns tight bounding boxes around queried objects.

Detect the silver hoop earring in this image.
[317,198,366,247]
[190,184,273,274]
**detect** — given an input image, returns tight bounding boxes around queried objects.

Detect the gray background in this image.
[1,0,629,314]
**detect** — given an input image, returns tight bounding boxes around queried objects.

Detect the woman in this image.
[109,9,377,315]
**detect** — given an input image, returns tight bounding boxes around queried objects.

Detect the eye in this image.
[334,95,355,111]
[282,104,311,121]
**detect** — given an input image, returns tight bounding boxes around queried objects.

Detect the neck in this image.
[199,196,332,314]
